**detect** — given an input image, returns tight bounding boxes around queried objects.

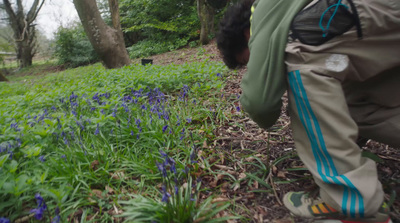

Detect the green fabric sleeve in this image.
[240,0,311,129]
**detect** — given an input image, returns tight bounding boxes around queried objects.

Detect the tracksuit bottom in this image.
[284,0,400,218]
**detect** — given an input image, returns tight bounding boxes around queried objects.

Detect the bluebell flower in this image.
[61,154,66,161]
[184,166,190,175]
[52,207,61,223]
[156,162,168,178]
[130,131,134,136]
[90,107,96,112]
[159,150,168,158]
[8,151,13,160]
[186,118,192,123]
[135,119,141,127]
[0,217,10,223]
[94,124,100,135]
[39,155,45,162]
[10,122,20,131]
[174,185,179,195]
[190,150,197,164]
[216,73,222,77]
[100,109,105,115]
[162,125,168,133]
[30,193,47,220]
[236,106,241,112]
[161,185,171,203]
[170,163,176,174]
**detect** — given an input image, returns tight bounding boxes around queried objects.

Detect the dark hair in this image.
[217,0,254,69]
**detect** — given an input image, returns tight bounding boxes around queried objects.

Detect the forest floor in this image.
[144,40,400,223]
[6,40,400,222]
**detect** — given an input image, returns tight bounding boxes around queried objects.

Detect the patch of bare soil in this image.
[166,40,400,223]
[132,39,223,66]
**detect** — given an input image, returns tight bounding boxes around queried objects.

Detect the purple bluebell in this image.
[162,125,168,133]
[61,154,66,161]
[190,150,197,164]
[216,73,222,77]
[159,150,168,158]
[39,156,45,162]
[135,119,141,127]
[0,217,10,223]
[161,185,171,203]
[156,162,168,178]
[184,166,190,175]
[51,207,61,223]
[30,193,47,220]
[236,106,241,112]
[174,185,179,195]
[10,122,20,131]
[186,118,192,123]
[100,109,105,115]
[94,124,100,135]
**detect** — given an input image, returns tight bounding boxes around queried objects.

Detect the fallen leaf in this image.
[89,189,103,199]
[210,174,224,187]
[238,172,246,180]
[105,186,114,194]
[110,171,125,180]
[277,171,287,178]
[90,160,99,171]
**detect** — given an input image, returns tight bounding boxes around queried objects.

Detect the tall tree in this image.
[197,0,228,45]
[73,0,130,69]
[197,0,214,45]
[2,0,44,68]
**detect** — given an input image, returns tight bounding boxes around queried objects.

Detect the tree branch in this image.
[3,0,17,23]
[27,0,45,24]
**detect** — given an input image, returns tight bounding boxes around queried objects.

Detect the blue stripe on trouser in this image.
[288,70,364,217]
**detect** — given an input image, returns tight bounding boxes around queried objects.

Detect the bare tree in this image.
[73,0,130,69]
[2,0,45,68]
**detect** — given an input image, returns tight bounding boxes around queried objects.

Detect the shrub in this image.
[54,25,99,67]
[127,37,189,59]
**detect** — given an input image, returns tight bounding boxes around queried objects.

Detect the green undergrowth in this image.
[0,61,241,222]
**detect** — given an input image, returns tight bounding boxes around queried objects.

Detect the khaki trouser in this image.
[285,0,400,218]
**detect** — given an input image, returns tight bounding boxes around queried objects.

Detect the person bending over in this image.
[217,0,400,222]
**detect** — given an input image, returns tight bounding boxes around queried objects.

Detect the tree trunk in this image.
[197,0,215,45]
[73,0,130,69]
[0,70,9,82]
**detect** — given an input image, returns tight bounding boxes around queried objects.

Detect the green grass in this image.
[0,60,244,222]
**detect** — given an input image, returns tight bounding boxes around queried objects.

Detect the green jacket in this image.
[240,0,311,129]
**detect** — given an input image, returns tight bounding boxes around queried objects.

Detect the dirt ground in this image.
[146,40,400,223]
